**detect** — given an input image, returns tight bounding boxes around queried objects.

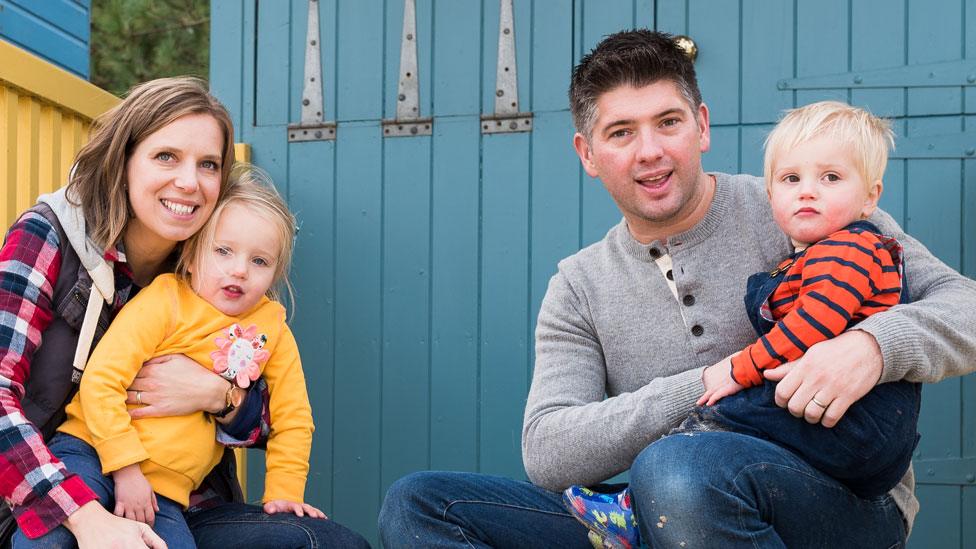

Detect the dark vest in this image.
[0,204,242,544]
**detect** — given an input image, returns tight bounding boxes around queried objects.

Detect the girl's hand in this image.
[127,354,229,419]
[263,499,328,519]
[111,464,159,526]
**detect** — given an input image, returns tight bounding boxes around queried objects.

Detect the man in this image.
[378,29,976,548]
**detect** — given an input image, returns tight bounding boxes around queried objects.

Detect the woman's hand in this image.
[127,354,228,419]
[64,501,167,549]
[111,464,158,526]
[263,499,327,519]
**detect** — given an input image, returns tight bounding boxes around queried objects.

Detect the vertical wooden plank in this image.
[531,0,573,112]
[210,0,245,134]
[851,0,906,118]
[740,0,793,124]
[58,114,82,190]
[907,0,962,117]
[429,116,480,472]
[480,129,530,478]
[688,0,739,126]
[703,126,740,175]
[878,159,906,227]
[15,96,39,215]
[380,135,432,495]
[428,0,482,471]
[431,0,480,117]
[579,0,634,246]
[255,0,291,126]
[241,1,257,133]
[965,156,976,278]
[530,110,580,372]
[0,86,16,227]
[795,0,849,106]
[635,0,654,28]
[739,124,772,178]
[286,139,337,515]
[654,0,686,33]
[336,1,384,121]
[910,485,962,548]
[905,127,962,267]
[37,105,60,195]
[331,121,383,537]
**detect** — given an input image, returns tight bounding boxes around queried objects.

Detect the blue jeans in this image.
[686,379,920,498]
[379,436,907,549]
[378,471,592,548]
[185,502,371,548]
[631,431,908,548]
[11,433,194,549]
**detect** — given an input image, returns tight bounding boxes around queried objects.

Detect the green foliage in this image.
[91,0,210,96]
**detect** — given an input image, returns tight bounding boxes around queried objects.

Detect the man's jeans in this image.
[379,434,907,548]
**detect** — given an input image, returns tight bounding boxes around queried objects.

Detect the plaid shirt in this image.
[0,212,267,537]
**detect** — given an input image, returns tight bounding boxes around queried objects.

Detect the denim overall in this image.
[685,220,922,499]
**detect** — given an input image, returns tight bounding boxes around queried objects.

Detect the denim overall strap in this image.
[743,250,803,337]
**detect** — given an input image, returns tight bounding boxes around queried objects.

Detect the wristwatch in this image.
[213,384,245,418]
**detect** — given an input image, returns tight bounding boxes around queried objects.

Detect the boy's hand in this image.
[112,464,159,526]
[698,355,745,406]
[263,499,327,519]
[697,376,745,406]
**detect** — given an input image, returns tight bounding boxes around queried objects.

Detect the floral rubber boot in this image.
[562,485,640,549]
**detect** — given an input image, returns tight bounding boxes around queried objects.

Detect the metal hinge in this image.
[778,60,976,90]
[288,0,336,142]
[481,0,532,134]
[383,0,432,137]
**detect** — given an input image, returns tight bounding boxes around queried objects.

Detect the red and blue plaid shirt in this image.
[0,211,265,538]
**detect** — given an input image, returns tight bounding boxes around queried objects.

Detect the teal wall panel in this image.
[210,1,976,546]
[0,0,89,77]
[332,121,384,537]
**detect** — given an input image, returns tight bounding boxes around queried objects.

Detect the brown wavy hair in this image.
[66,76,236,250]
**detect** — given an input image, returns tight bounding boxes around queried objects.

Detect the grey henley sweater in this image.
[523,172,976,531]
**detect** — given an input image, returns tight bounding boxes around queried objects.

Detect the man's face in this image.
[574,81,712,242]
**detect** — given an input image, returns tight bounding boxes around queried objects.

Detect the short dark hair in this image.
[569,29,702,139]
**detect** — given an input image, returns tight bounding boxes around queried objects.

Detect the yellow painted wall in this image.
[0,39,119,229]
[2,37,254,499]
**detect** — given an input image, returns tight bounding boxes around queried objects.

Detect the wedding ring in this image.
[811,396,828,409]
[136,391,143,405]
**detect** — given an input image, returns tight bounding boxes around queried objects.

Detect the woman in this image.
[0,77,368,549]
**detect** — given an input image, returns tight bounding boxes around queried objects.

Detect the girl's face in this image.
[124,113,224,254]
[190,203,282,317]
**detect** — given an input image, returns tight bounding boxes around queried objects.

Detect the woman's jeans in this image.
[12,433,194,549]
[378,440,907,549]
[12,433,370,549]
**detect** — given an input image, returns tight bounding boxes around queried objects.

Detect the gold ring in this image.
[811,396,828,409]
[136,391,143,405]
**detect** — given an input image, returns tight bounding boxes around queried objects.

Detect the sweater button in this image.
[691,325,704,337]
[649,248,662,259]
[682,294,695,306]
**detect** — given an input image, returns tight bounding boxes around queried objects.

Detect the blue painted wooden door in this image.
[210,1,974,546]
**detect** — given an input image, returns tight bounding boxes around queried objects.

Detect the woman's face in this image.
[124,113,224,254]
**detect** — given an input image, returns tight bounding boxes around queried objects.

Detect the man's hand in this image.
[111,464,159,526]
[127,354,228,419]
[697,356,744,405]
[263,499,327,519]
[64,500,166,549]
[763,330,883,427]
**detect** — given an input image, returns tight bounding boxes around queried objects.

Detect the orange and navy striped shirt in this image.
[729,226,902,387]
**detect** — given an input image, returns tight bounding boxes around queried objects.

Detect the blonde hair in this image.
[764,101,894,187]
[177,164,296,309]
[66,77,236,250]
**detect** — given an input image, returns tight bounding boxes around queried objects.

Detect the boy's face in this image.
[573,80,711,242]
[768,136,882,248]
[190,203,281,317]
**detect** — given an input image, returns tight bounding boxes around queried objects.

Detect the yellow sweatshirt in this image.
[59,274,313,507]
